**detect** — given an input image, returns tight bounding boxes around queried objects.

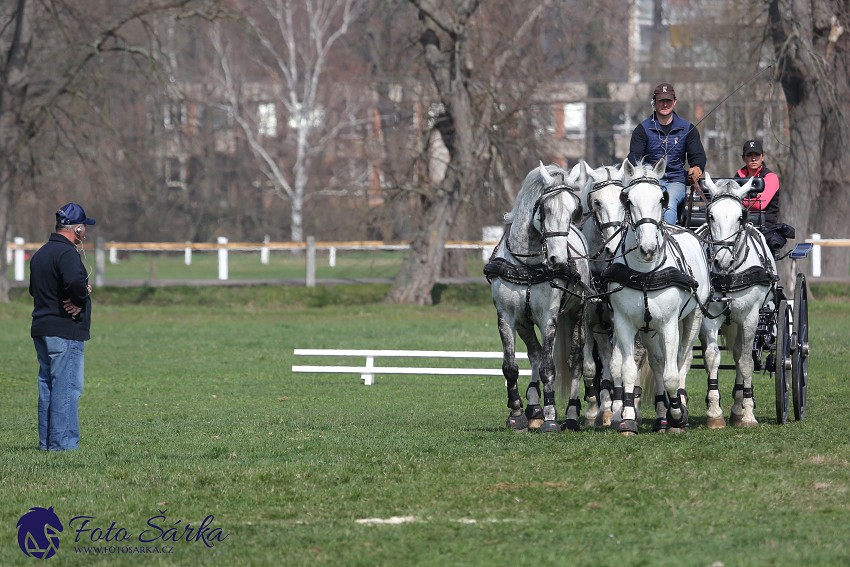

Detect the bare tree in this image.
[211,0,365,243]
[384,0,577,304]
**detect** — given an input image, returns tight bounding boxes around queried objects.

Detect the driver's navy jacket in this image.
[628,111,707,185]
[29,233,92,341]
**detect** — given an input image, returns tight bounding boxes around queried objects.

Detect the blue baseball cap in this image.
[56,203,96,226]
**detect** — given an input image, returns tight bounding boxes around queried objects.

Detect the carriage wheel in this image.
[774,300,792,425]
[792,274,810,421]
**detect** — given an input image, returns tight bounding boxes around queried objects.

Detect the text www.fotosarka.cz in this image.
[16,506,228,560]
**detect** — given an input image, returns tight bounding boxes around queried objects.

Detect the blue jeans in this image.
[34,336,85,451]
[660,181,687,225]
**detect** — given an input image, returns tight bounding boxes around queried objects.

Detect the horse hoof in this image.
[600,410,613,428]
[666,407,689,429]
[652,418,668,433]
[729,412,743,427]
[667,426,687,434]
[730,414,758,428]
[528,419,544,430]
[707,416,726,429]
[540,420,560,433]
[525,405,544,430]
[506,413,529,432]
[561,419,580,432]
[618,419,638,435]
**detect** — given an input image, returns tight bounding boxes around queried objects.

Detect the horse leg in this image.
[498,314,527,431]
[666,311,701,432]
[659,323,688,433]
[538,317,561,433]
[592,334,615,427]
[643,339,668,432]
[732,315,759,427]
[723,324,746,426]
[699,318,725,429]
[558,313,583,431]
[610,319,639,435]
[518,323,549,430]
[580,316,600,427]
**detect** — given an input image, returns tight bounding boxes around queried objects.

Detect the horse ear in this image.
[622,158,635,178]
[735,176,755,199]
[571,162,588,187]
[702,172,714,198]
[538,161,555,185]
[652,157,667,178]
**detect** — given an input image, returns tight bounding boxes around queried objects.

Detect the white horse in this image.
[580,163,653,429]
[697,174,779,427]
[486,162,592,432]
[604,158,710,434]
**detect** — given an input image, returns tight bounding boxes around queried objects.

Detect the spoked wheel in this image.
[792,274,810,420]
[774,300,792,425]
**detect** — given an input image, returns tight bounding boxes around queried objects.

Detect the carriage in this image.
[487,160,813,433]
[683,177,812,424]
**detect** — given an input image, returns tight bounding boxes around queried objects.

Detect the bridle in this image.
[620,175,668,256]
[586,175,629,259]
[506,180,582,265]
[703,193,749,274]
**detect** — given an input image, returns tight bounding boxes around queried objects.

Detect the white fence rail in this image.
[292,348,530,385]
[7,237,500,286]
[7,234,849,284]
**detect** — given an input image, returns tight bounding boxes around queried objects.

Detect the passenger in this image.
[736,139,791,254]
[628,82,707,225]
[736,139,779,225]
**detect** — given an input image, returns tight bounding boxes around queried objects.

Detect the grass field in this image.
[1,284,848,566]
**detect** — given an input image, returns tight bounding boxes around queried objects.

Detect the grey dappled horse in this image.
[697,174,778,427]
[485,162,592,432]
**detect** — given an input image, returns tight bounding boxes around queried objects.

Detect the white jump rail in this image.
[292,349,530,385]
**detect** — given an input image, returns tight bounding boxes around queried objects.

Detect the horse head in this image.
[581,162,625,256]
[529,161,584,270]
[622,157,667,262]
[702,173,755,272]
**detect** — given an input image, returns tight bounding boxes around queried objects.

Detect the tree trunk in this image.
[386,1,481,304]
[386,169,460,304]
[0,0,33,302]
[769,0,850,280]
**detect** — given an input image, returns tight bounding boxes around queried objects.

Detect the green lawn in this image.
[1,284,848,566]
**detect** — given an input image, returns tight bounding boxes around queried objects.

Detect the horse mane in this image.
[503,163,570,225]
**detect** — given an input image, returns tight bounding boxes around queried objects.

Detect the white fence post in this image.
[13,237,24,281]
[95,237,105,287]
[217,237,228,280]
[261,235,270,265]
[362,356,375,385]
[482,226,502,262]
[329,246,336,267]
[185,242,192,266]
[810,233,821,277]
[109,247,118,264]
[306,236,316,287]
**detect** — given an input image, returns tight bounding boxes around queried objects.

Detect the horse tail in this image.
[555,322,572,404]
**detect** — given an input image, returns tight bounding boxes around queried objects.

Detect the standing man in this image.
[29,203,96,451]
[628,82,707,225]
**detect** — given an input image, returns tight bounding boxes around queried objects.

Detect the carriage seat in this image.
[682,177,765,229]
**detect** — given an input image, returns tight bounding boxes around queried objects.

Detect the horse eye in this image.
[708,213,713,221]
